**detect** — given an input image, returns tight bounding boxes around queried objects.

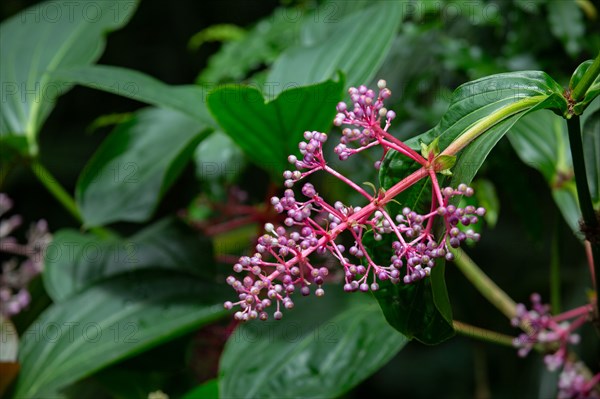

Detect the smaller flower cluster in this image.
[0,193,51,318]
[511,293,585,370]
[558,361,600,399]
[511,293,600,398]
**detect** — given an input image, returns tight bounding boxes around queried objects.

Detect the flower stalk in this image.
[453,320,515,347]
[449,247,517,319]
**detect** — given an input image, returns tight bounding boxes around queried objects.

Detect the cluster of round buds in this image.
[224,180,485,321]
[285,131,329,188]
[338,185,484,289]
[334,80,394,128]
[511,293,584,371]
[333,80,396,161]
[224,186,332,321]
[557,362,600,399]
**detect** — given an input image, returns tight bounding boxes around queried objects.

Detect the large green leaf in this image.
[266,2,402,97]
[219,290,408,399]
[207,78,344,178]
[44,218,215,302]
[13,273,229,397]
[52,65,215,125]
[76,107,210,227]
[381,71,567,194]
[583,107,600,204]
[0,0,138,155]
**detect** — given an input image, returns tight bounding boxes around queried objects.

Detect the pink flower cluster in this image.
[225,80,485,321]
[512,293,599,397]
[558,361,600,399]
[0,193,52,318]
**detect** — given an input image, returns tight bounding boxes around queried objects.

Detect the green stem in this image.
[31,161,112,239]
[453,320,515,348]
[450,247,517,319]
[568,117,598,229]
[572,51,600,101]
[31,161,82,222]
[441,96,547,157]
[566,116,600,310]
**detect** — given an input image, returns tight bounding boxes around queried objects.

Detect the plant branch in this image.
[453,320,515,347]
[31,161,82,222]
[572,51,600,101]
[450,247,517,319]
[31,161,112,238]
[566,116,600,317]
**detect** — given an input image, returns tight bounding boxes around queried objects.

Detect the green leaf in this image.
[582,107,600,204]
[44,218,215,302]
[51,65,215,125]
[447,96,559,191]
[547,0,584,57]
[194,130,244,182]
[13,273,229,397]
[570,60,594,92]
[381,72,566,204]
[196,6,303,84]
[267,2,402,97]
[207,78,344,178]
[0,0,138,155]
[363,232,454,344]
[219,290,408,399]
[380,155,432,216]
[507,110,582,235]
[374,268,455,345]
[76,107,210,227]
[182,379,219,399]
[571,59,600,115]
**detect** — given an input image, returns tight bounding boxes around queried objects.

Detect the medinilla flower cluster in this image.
[225,80,485,321]
[511,293,599,397]
[0,193,52,318]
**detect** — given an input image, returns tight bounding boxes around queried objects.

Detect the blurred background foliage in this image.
[1,0,599,398]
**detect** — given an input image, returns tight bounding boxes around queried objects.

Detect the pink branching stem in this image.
[323,165,373,200]
[264,168,429,282]
[552,304,593,323]
[428,169,445,206]
[566,314,590,333]
[372,125,427,166]
[381,209,408,246]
